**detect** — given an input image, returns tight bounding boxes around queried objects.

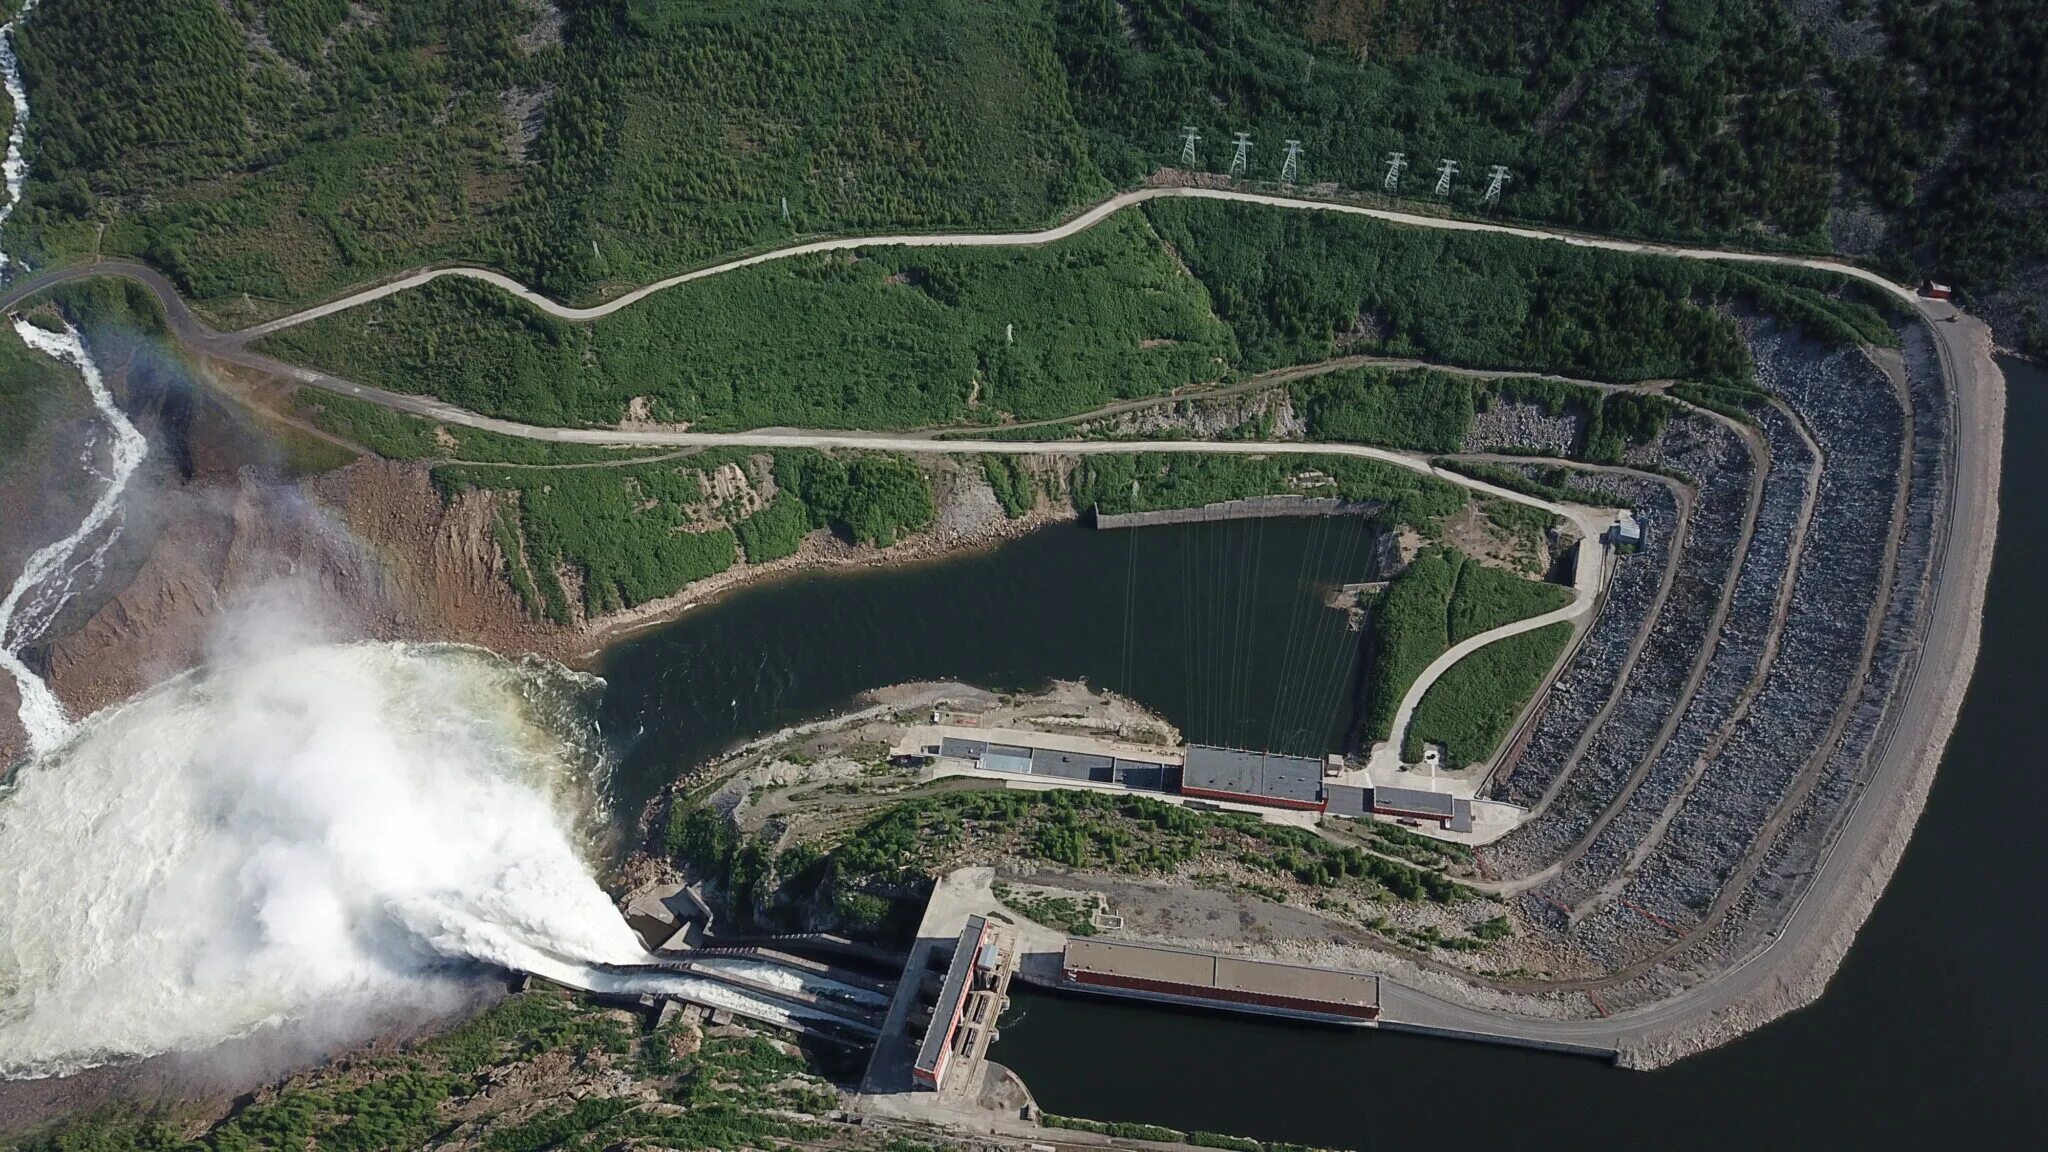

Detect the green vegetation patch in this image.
[10,990,849,1152]
[980,455,1036,518]
[256,209,1232,430]
[731,491,811,564]
[774,451,934,547]
[1293,366,1477,453]
[1405,621,1574,765]
[435,449,934,621]
[1067,452,1465,532]
[13,0,1103,312]
[1360,548,1571,742]
[992,882,1099,936]
[664,787,1472,943]
[1447,555,1574,643]
[1145,199,1892,389]
[436,456,755,620]
[1436,460,1616,507]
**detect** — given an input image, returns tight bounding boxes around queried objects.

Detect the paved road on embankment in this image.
[0,187,2001,1065]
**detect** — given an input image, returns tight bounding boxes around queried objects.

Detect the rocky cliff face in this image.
[0,352,553,767]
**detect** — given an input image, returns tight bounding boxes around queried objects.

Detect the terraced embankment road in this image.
[0,186,2002,1067]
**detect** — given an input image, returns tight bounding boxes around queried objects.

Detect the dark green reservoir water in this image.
[594,358,2043,1150]
[596,514,1383,814]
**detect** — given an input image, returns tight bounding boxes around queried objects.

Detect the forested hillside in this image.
[1056,0,2048,343]
[8,0,1102,318]
[6,0,2045,346]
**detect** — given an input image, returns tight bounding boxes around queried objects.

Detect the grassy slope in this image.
[1359,547,1572,743]
[1066,452,1466,534]
[1145,198,1894,385]
[255,210,1235,429]
[254,194,1890,437]
[1406,621,1573,764]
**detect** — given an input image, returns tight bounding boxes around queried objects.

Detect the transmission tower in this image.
[1382,151,1406,193]
[1228,132,1252,179]
[1434,159,1459,197]
[1280,139,1303,185]
[1483,164,1512,206]
[1179,126,1201,168]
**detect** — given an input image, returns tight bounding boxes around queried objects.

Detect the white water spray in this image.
[0,640,652,1079]
[0,317,148,755]
[0,0,40,271]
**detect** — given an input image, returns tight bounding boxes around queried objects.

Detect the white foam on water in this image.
[0,0,41,271]
[0,640,650,1079]
[0,318,148,755]
[687,955,891,1007]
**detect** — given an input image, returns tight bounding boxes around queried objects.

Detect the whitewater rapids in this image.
[0,0,39,271]
[0,641,648,1080]
[0,318,149,754]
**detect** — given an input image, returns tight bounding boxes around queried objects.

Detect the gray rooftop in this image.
[1371,785,1457,819]
[1182,745,1325,805]
[913,915,986,1078]
[938,737,988,760]
[1031,747,1113,782]
[1324,784,1371,818]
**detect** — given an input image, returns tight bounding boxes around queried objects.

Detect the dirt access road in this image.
[0,186,2002,1066]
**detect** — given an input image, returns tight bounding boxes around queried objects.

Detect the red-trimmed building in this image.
[1179,745,1328,811]
[1061,938,1379,1025]
[912,916,987,1090]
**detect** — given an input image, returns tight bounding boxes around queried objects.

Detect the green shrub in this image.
[1295,367,1477,452]
[981,455,1036,517]
[776,452,935,547]
[734,492,811,563]
[1067,452,1465,532]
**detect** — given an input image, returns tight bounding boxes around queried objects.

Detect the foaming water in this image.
[0,0,39,270]
[0,318,149,754]
[0,641,646,1079]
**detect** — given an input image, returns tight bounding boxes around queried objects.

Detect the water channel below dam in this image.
[592,358,2046,1150]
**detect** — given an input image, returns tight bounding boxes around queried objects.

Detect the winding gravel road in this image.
[0,185,2001,1066]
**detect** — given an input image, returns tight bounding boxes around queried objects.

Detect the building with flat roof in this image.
[1061,938,1378,1024]
[1370,785,1456,820]
[1181,745,1327,810]
[912,916,988,1090]
[925,727,1177,793]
